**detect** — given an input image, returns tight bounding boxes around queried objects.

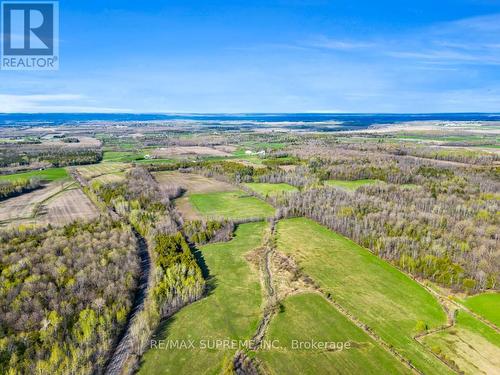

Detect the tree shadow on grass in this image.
[192,247,210,279]
[188,242,217,298]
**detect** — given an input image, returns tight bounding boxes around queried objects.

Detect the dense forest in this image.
[0,220,139,374]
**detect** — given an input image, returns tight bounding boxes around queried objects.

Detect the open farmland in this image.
[0,167,68,182]
[189,191,275,220]
[134,158,176,164]
[155,172,239,220]
[41,136,102,148]
[36,188,99,226]
[90,172,126,185]
[420,310,500,374]
[257,293,411,375]
[0,180,74,226]
[76,162,129,179]
[461,293,500,327]
[102,150,146,162]
[151,146,232,158]
[244,182,298,197]
[154,171,236,194]
[0,180,99,228]
[275,218,453,375]
[139,222,266,374]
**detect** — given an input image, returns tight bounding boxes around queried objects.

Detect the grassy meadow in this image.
[461,293,500,327]
[138,222,266,374]
[257,293,411,375]
[189,191,275,220]
[102,150,145,162]
[0,167,68,182]
[275,218,453,375]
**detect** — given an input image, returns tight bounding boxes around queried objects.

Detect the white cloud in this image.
[387,13,500,65]
[305,36,376,50]
[451,13,500,33]
[302,13,500,66]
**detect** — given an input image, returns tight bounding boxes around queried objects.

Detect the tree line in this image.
[0,178,42,201]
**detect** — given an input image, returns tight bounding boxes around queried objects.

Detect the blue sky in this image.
[1,0,500,113]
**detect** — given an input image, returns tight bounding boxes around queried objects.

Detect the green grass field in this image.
[139,222,266,375]
[232,155,265,165]
[461,293,500,327]
[275,218,453,375]
[189,191,275,220]
[257,293,411,375]
[244,182,298,197]
[102,151,145,162]
[0,167,68,182]
[421,310,500,374]
[324,179,382,191]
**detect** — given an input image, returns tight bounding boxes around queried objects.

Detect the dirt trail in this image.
[105,229,151,375]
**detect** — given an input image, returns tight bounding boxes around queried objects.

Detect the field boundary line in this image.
[412,277,500,334]
[250,220,278,349]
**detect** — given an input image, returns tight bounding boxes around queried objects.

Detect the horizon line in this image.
[1,111,500,116]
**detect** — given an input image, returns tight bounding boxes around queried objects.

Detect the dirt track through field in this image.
[233,222,277,375]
